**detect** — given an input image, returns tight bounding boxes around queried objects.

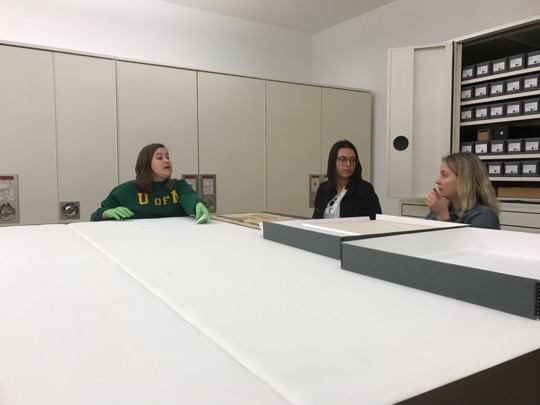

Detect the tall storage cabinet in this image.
[0,45,58,225]
[265,81,323,218]
[116,61,199,183]
[198,72,265,214]
[389,16,540,233]
[54,53,118,222]
[1,41,372,225]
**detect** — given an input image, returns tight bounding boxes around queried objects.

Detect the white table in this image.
[2,218,540,404]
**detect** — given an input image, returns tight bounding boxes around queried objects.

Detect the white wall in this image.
[313,0,540,215]
[0,0,313,82]
[3,0,540,216]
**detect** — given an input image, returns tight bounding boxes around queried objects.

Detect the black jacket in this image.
[312,179,382,220]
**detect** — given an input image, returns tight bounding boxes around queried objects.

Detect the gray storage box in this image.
[487,161,503,176]
[524,138,540,154]
[475,62,491,77]
[474,84,489,99]
[504,161,521,176]
[341,227,540,320]
[461,86,474,101]
[489,81,505,96]
[521,161,540,176]
[489,140,506,154]
[506,100,522,116]
[460,142,474,153]
[508,53,525,71]
[474,140,489,155]
[489,103,505,118]
[505,77,522,94]
[523,98,539,114]
[461,65,475,79]
[461,107,474,121]
[523,74,539,91]
[507,139,524,154]
[527,50,540,68]
[491,57,507,74]
[474,105,489,120]
[262,215,467,260]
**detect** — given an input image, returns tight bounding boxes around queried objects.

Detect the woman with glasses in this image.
[313,139,381,219]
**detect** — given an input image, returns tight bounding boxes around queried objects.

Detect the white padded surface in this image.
[69,218,540,405]
[0,224,290,405]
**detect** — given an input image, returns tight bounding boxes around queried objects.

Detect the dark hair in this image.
[326,139,363,191]
[134,143,172,194]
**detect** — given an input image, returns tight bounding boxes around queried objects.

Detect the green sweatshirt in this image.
[91,179,201,221]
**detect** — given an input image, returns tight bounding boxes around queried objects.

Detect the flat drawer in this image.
[500,210,540,229]
[401,203,429,218]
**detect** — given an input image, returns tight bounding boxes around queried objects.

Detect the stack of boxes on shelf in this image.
[460,51,540,122]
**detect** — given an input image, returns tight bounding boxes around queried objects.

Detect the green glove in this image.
[195,202,211,224]
[103,207,134,220]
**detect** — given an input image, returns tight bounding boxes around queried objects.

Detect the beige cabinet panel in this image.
[322,88,372,181]
[387,44,453,198]
[266,81,322,217]
[116,62,198,183]
[54,53,118,222]
[197,72,265,214]
[0,46,57,225]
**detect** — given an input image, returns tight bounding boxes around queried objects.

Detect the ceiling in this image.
[161,0,395,34]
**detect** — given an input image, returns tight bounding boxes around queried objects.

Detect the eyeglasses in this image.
[337,156,358,166]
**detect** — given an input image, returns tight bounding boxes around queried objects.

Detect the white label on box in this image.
[461,111,472,120]
[505,164,519,174]
[461,89,472,98]
[524,77,538,88]
[462,68,473,78]
[525,141,539,152]
[509,58,523,68]
[507,81,520,91]
[508,142,521,152]
[529,55,540,66]
[461,144,472,153]
[490,106,503,116]
[507,104,521,114]
[475,143,488,153]
[489,165,501,174]
[475,108,488,118]
[491,143,504,153]
[475,87,486,96]
[524,101,539,112]
[523,164,537,173]
[477,65,488,75]
[493,61,505,71]
[491,84,503,94]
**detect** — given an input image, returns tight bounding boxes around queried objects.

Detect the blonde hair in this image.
[442,152,499,217]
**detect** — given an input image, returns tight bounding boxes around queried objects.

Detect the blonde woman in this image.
[425,152,500,229]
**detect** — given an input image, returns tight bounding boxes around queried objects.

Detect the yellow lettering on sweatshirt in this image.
[138,193,149,205]
[171,190,179,204]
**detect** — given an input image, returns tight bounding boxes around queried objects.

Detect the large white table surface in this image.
[0,224,290,405]
[70,217,540,405]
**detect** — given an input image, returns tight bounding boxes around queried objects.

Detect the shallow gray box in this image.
[341,227,540,320]
[262,215,467,260]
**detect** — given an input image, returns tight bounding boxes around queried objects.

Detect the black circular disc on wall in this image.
[393,136,409,151]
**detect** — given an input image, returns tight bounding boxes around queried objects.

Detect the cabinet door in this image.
[266,81,322,217]
[54,53,118,222]
[198,72,265,213]
[116,62,198,182]
[387,43,453,198]
[0,46,57,225]
[322,88,372,181]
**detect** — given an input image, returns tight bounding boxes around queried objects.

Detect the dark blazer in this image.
[312,179,382,220]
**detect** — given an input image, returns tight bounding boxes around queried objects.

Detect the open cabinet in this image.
[389,16,540,233]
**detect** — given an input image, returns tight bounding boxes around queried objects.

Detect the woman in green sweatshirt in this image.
[91,143,210,224]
